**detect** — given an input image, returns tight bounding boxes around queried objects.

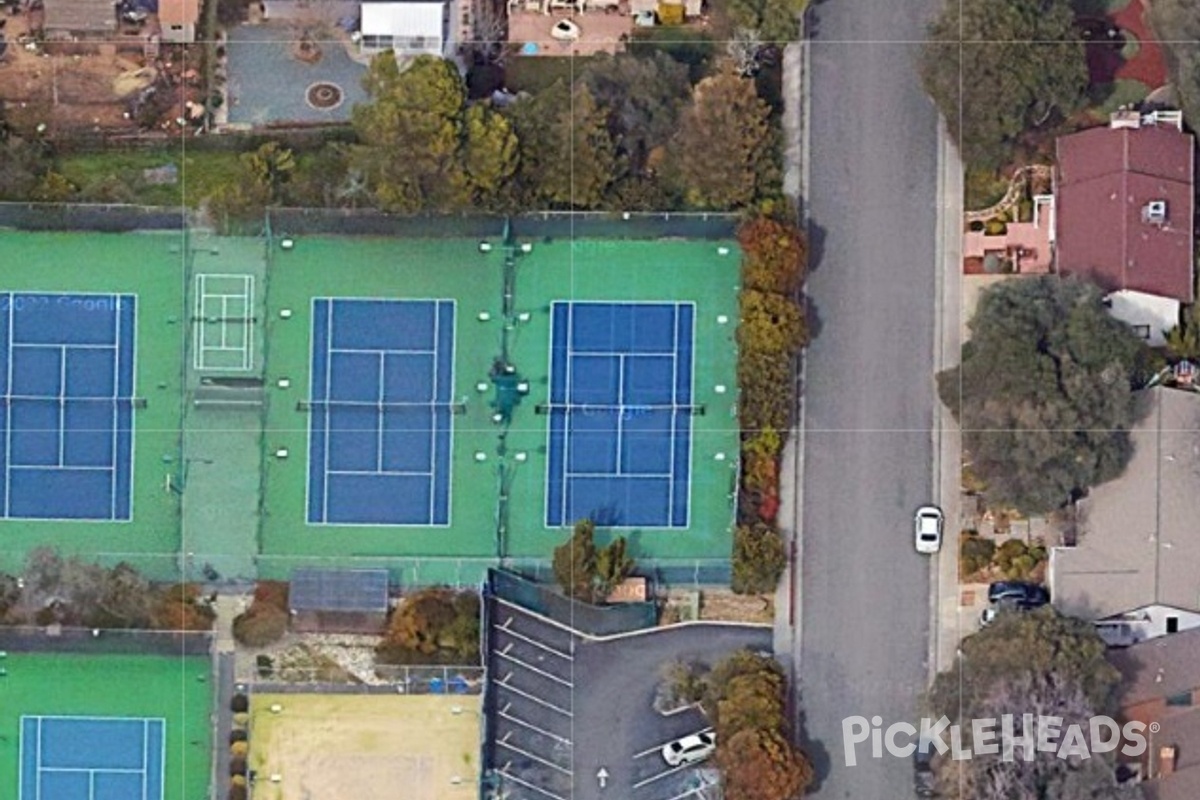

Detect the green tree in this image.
[737,216,808,296]
[552,519,599,600]
[725,0,808,43]
[243,141,296,203]
[667,63,775,209]
[1150,0,1200,131]
[927,607,1121,720]
[578,51,691,179]
[461,104,518,208]
[351,54,469,211]
[540,84,618,208]
[595,535,634,597]
[732,523,787,594]
[29,171,76,203]
[938,276,1147,516]
[919,0,1088,171]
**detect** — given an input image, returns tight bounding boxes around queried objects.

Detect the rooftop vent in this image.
[1143,200,1168,225]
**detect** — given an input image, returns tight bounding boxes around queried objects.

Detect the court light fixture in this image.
[716,315,729,325]
[514,452,528,463]
[277,378,291,389]
[474,451,488,462]
[280,238,295,250]
[714,452,726,461]
[491,412,504,423]
[517,312,531,322]
[279,308,293,319]
[520,243,533,254]
[479,242,493,253]
[516,382,529,394]
[476,382,490,393]
[717,247,730,255]
[478,311,491,322]
[622,212,631,220]
[714,384,727,394]
[275,448,289,459]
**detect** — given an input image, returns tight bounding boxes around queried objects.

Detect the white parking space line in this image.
[633,727,714,760]
[495,738,573,776]
[496,768,568,800]
[496,675,572,717]
[498,709,571,745]
[633,762,694,790]
[659,783,712,800]
[496,650,572,687]
[494,624,574,660]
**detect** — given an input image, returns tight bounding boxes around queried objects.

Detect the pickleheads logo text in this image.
[841,715,1155,766]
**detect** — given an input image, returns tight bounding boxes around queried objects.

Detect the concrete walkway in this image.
[931,119,965,677]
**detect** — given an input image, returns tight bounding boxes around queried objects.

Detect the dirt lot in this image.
[0,12,156,132]
[248,694,480,800]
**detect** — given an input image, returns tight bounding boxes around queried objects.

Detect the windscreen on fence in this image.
[487,568,657,637]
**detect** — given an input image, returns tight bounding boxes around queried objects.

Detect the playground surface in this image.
[0,652,211,800]
[247,693,480,800]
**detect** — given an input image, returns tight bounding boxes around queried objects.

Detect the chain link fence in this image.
[0,625,212,656]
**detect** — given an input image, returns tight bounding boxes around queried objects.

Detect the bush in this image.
[376,588,482,665]
[230,694,249,713]
[228,785,247,800]
[230,741,248,757]
[984,218,1007,236]
[993,538,1046,580]
[256,654,274,678]
[732,523,787,595]
[232,712,249,727]
[229,729,247,744]
[252,581,289,612]
[959,531,995,579]
[653,660,705,714]
[230,775,246,788]
[232,605,288,647]
[230,756,246,776]
[737,217,807,296]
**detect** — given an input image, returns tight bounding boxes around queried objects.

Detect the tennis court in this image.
[192,274,255,372]
[0,292,137,521]
[0,652,210,800]
[20,716,165,800]
[305,298,457,526]
[545,301,695,528]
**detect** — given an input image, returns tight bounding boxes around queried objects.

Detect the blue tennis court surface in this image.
[307,298,456,525]
[20,716,165,800]
[0,293,136,521]
[546,302,694,528]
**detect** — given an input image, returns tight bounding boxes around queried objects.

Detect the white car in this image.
[914,505,943,554]
[662,731,716,766]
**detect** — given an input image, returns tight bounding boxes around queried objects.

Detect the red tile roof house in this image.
[1109,628,1200,799]
[1054,111,1196,346]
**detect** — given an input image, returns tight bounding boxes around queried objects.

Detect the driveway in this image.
[225,23,367,125]
[798,0,942,796]
[484,595,769,800]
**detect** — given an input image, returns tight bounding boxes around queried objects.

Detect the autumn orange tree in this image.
[376,588,481,665]
[732,212,809,595]
[702,650,813,800]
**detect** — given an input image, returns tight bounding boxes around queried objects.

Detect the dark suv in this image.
[914,746,937,797]
[987,581,1049,607]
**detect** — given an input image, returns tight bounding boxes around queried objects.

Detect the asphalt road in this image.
[798,1,942,797]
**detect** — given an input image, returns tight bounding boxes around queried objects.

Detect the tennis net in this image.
[534,403,705,416]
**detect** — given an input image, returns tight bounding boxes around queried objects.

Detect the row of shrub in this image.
[229,694,250,800]
[959,532,1048,582]
[731,214,810,594]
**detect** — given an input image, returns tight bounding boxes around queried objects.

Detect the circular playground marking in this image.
[305,82,343,111]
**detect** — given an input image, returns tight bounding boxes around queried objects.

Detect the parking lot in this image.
[483,595,772,800]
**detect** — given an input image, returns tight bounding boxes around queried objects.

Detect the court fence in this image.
[0,625,212,657]
[486,568,658,637]
[0,202,741,242]
[253,665,484,696]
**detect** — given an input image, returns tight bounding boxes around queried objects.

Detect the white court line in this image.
[56,346,66,467]
[633,762,694,790]
[89,769,95,800]
[497,709,571,745]
[660,782,713,800]
[141,717,148,800]
[322,300,333,522]
[496,768,568,800]
[4,293,13,518]
[492,624,573,660]
[633,729,705,762]
[12,343,115,351]
[495,674,572,717]
[376,352,385,473]
[494,739,572,776]
[9,465,114,472]
[427,301,438,524]
[327,469,434,477]
[330,346,437,355]
[615,354,625,475]
[40,767,145,775]
[36,717,43,800]
[564,470,672,479]
[494,650,572,688]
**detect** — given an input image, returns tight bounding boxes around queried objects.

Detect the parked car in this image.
[662,731,716,767]
[914,744,938,797]
[914,506,943,554]
[986,581,1049,606]
[980,596,1043,626]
